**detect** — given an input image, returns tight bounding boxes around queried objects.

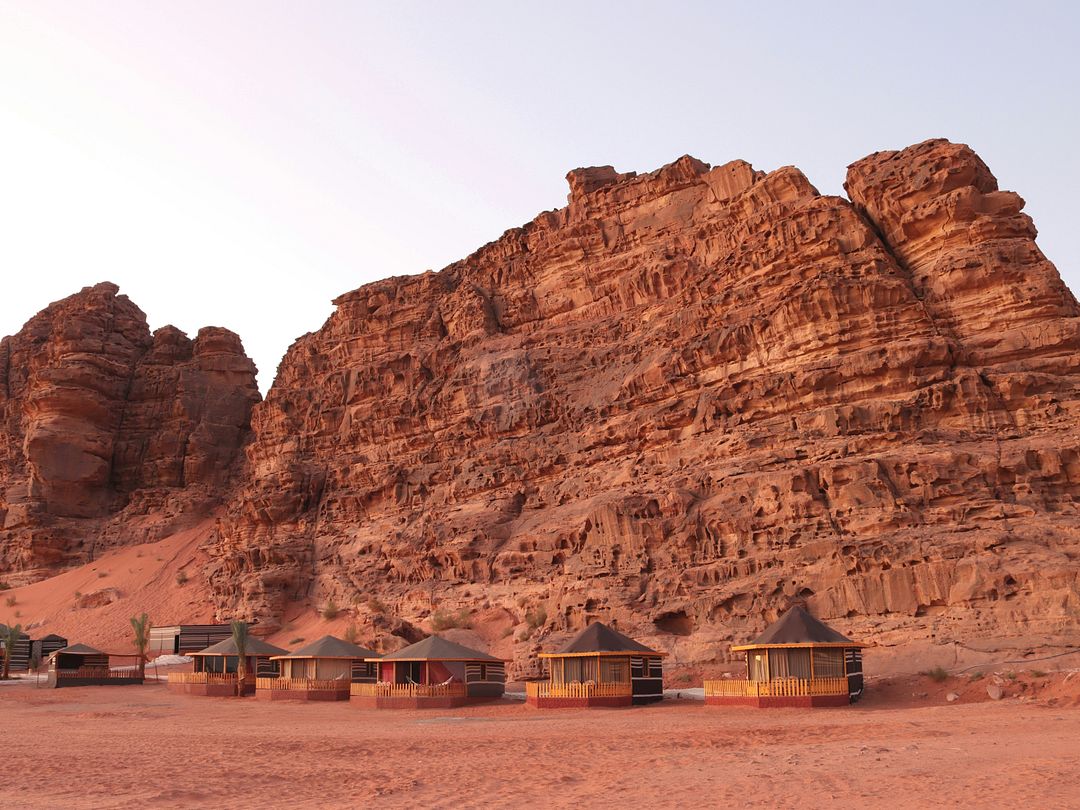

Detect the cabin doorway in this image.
[395,661,422,684]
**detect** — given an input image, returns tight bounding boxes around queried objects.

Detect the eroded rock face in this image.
[0,283,260,580]
[207,139,1080,669]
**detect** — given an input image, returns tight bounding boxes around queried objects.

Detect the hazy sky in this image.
[3,1,1078,391]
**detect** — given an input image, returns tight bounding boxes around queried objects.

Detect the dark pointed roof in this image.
[381,635,501,662]
[191,637,289,657]
[549,621,662,656]
[273,635,379,660]
[733,606,858,649]
[54,643,106,656]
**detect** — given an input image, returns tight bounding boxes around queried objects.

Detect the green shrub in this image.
[921,666,949,683]
[969,671,984,681]
[1005,671,1018,681]
[525,607,547,630]
[430,607,472,631]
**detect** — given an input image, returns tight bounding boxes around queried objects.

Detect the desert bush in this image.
[175,570,189,586]
[969,671,984,681]
[921,666,949,683]
[430,607,472,631]
[322,599,340,620]
[1030,669,1047,678]
[0,581,10,590]
[1,622,23,679]
[1005,671,1018,681]
[289,637,305,645]
[4,595,15,608]
[344,624,360,644]
[130,612,151,679]
[97,571,108,578]
[365,597,388,615]
[525,606,547,630]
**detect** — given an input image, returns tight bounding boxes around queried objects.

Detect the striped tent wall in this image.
[630,655,664,704]
[150,625,235,654]
[2,633,31,672]
[465,661,506,683]
[845,648,864,702]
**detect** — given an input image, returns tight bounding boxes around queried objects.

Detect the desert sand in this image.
[1,673,1078,809]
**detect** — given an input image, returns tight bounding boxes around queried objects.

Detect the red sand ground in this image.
[1,673,1078,809]
[4,532,1080,807]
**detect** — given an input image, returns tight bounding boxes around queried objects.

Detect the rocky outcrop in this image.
[0,283,259,580]
[206,139,1080,669]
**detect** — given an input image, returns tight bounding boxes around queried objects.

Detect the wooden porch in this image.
[525,680,633,699]
[350,681,468,698]
[703,676,848,698]
[56,667,143,682]
[256,677,351,693]
[168,671,254,686]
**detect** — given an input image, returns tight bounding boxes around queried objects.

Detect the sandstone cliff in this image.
[4,140,1078,672]
[203,139,1080,669]
[0,283,260,581]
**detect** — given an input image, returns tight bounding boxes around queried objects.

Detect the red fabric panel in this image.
[426,661,454,683]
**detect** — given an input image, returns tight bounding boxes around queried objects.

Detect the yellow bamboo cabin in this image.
[704,606,864,707]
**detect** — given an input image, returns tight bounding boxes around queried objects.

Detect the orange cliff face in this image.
[0,282,260,581]
[203,139,1080,664]
[4,140,1080,671]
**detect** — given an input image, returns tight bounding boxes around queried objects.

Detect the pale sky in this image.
[3,1,1078,391]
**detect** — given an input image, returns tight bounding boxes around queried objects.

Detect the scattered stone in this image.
[987,684,1004,701]
[946,692,960,702]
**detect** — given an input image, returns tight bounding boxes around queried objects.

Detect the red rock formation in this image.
[206,140,1080,669]
[6,141,1079,672]
[0,283,259,580]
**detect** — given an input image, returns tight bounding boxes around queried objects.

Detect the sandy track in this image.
[2,681,1078,809]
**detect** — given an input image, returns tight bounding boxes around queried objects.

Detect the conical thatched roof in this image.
[733,606,858,649]
[549,621,662,656]
[273,635,379,660]
[191,637,289,657]
[382,635,501,662]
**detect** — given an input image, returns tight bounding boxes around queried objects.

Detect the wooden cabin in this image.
[150,624,234,655]
[704,606,865,707]
[45,643,144,688]
[527,621,666,708]
[351,635,506,709]
[258,636,380,701]
[168,637,288,696]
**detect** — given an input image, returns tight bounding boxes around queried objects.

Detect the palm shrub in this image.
[1,623,23,680]
[231,620,249,697]
[130,613,151,680]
